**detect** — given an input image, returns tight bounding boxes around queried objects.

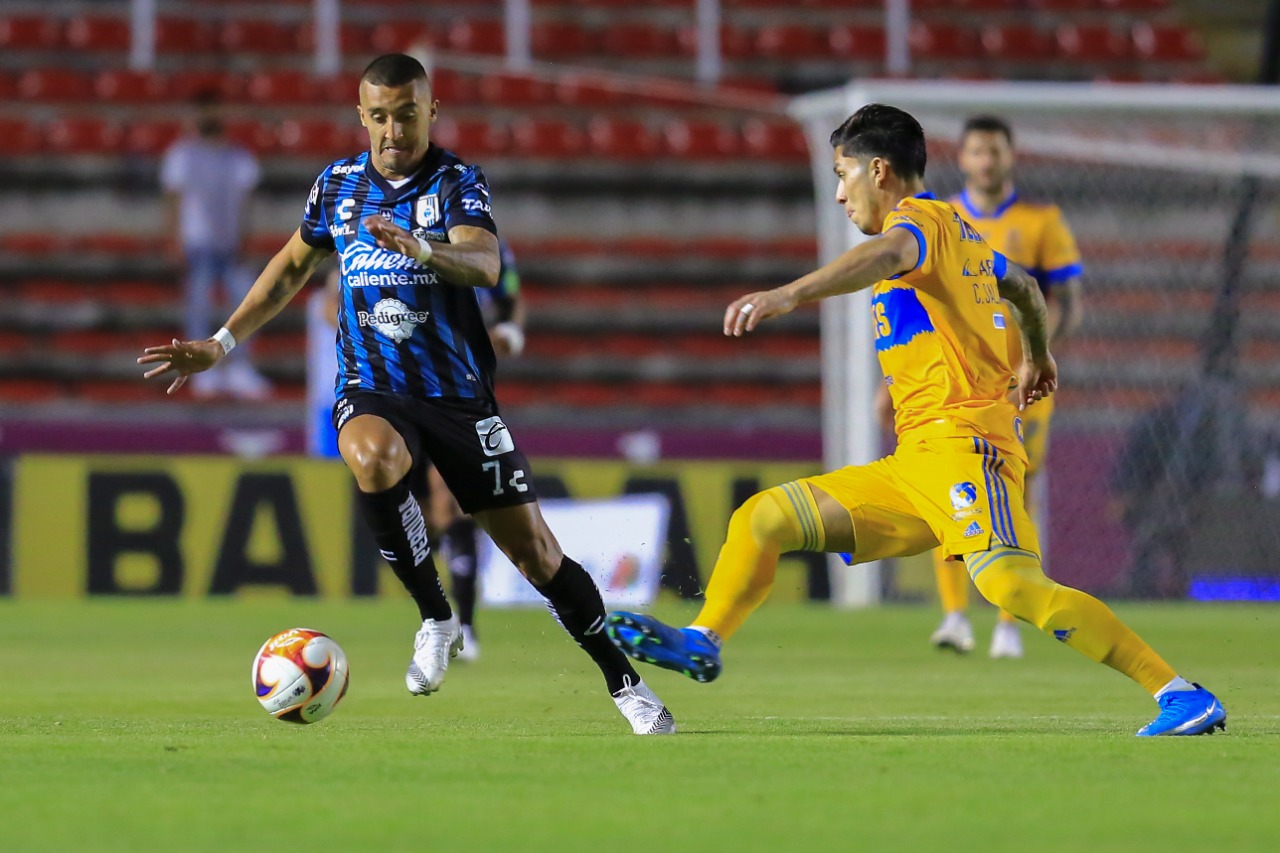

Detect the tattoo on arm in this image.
[997,263,1050,360]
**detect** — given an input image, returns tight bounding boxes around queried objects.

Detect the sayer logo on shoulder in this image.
[475,416,514,457]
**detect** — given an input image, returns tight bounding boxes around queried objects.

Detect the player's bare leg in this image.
[473,502,674,734]
[340,415,460,696]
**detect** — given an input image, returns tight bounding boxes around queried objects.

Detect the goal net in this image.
[790,81,1280,606]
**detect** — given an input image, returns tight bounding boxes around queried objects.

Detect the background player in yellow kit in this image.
[925,115,1086,659]
[607,104,1225,737]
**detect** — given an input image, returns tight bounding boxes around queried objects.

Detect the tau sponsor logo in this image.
[461,197,491,215]
[357,298,430,343]
[339,242,437,288]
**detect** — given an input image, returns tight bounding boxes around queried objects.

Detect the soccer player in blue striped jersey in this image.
[140,54,673,734]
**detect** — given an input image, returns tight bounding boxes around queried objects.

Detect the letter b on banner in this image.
[87,473,185,595]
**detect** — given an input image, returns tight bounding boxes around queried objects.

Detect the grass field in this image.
[2,599,1278,852]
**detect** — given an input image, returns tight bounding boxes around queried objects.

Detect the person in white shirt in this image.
[161,91,269,399]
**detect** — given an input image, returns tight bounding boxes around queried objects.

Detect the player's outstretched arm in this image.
[138,229,329,394]
[724,228,919,336]
[363,218,500,289]
[997,261,1058,409]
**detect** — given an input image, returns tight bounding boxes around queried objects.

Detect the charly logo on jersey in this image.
[340,241,437,288]
[357,297,430,343]
[475,416,515,457]
[415,195,440,228]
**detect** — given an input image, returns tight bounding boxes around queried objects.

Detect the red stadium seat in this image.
[555,74,625,108]
[277,119,360,158]
[94,70,167,103]
[829,25,886,61]
[1132,24,1205,62]
[1056,24,1130,61]
[586,117,659,160]
[223,120,274,154]
[755,24,830,59]
[429,118,508,158]
[168,70,246,102]
[427,69,477,104]
[531,21,591,58]
[1028,0,1098,10]
[909,23,978,60]
[741,119,808,163]
[981,24,1055,62]
[677,25,753,60]
[246,70,320,105]
[65,16,131,51]
[46,118,126,154]
[477,72,553,106]
[1101,0,1168,9]
[17,69,93,102]
[510,119,585,159]
[220,19,297,53]
[0,119,40,156]
[315,73,363,106]
[0,15,61,50]
[448,19,505,55]
[155,17,216,53]
[297,22,372,53]
[126,121,184,155]
[661,119,738,160]
[370,21,439,53]
[601,23,679,58]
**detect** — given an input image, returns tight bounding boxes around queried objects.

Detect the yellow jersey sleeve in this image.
[1037,205,1083,288]
[882,205,943,291]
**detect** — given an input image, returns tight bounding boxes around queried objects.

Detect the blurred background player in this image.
[160,90,270,400]
[145,54,672,734]
[308,242,527,662]
[925,115,1085,659]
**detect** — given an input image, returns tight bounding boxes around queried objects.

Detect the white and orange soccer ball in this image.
[252,628,350,724]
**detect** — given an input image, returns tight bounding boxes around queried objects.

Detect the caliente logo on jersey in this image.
[357,298,430,343]
[340,242,437,288]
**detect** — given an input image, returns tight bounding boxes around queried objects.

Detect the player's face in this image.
[832,149,881,235]
[959,130,1014,195]
[358,78,438,179]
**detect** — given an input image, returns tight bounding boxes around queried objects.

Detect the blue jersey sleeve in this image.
[442,165,498,234]
[300,169,334,251]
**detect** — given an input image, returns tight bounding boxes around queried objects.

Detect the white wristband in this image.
[491,321,525,357]
[212,327,237,356]
[414,235,434,264]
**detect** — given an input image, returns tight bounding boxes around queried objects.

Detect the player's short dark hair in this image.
[361,54,429,88]
[961,115,1014,145]
[829,104,927,180]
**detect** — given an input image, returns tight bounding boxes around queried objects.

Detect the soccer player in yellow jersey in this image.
[925,115,1085,659]
[607,104,1225,736]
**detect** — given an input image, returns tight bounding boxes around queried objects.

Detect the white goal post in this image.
[789,81,1280,608]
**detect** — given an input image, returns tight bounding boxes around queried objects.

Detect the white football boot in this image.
[989,621,1024,659]
[456,625,480,663]
[613,677,676,735]
[930,612,976,654]
[406,614,463,695]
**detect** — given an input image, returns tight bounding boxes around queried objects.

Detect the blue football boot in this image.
[1136,684,1227,737]
[606,612,722,683]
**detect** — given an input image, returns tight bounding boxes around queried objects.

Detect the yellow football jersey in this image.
[950,190,1083,291]
[873,192,1026,463]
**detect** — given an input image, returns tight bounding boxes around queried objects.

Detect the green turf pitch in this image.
[1,600,1277,852]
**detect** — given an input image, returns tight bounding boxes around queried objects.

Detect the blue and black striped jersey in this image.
[300,145,499,402]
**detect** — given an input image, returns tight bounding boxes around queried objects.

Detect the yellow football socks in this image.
[693,484,823,642]
[933,548,970,614]
[964,546,1177,695]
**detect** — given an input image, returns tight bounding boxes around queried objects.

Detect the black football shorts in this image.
[332,391,538,514]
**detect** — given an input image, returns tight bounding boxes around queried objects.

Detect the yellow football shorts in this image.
[1017,395,1054,477]
[803,436,1041,563]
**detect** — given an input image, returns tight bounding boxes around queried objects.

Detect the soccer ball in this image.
[252,628,350,724]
